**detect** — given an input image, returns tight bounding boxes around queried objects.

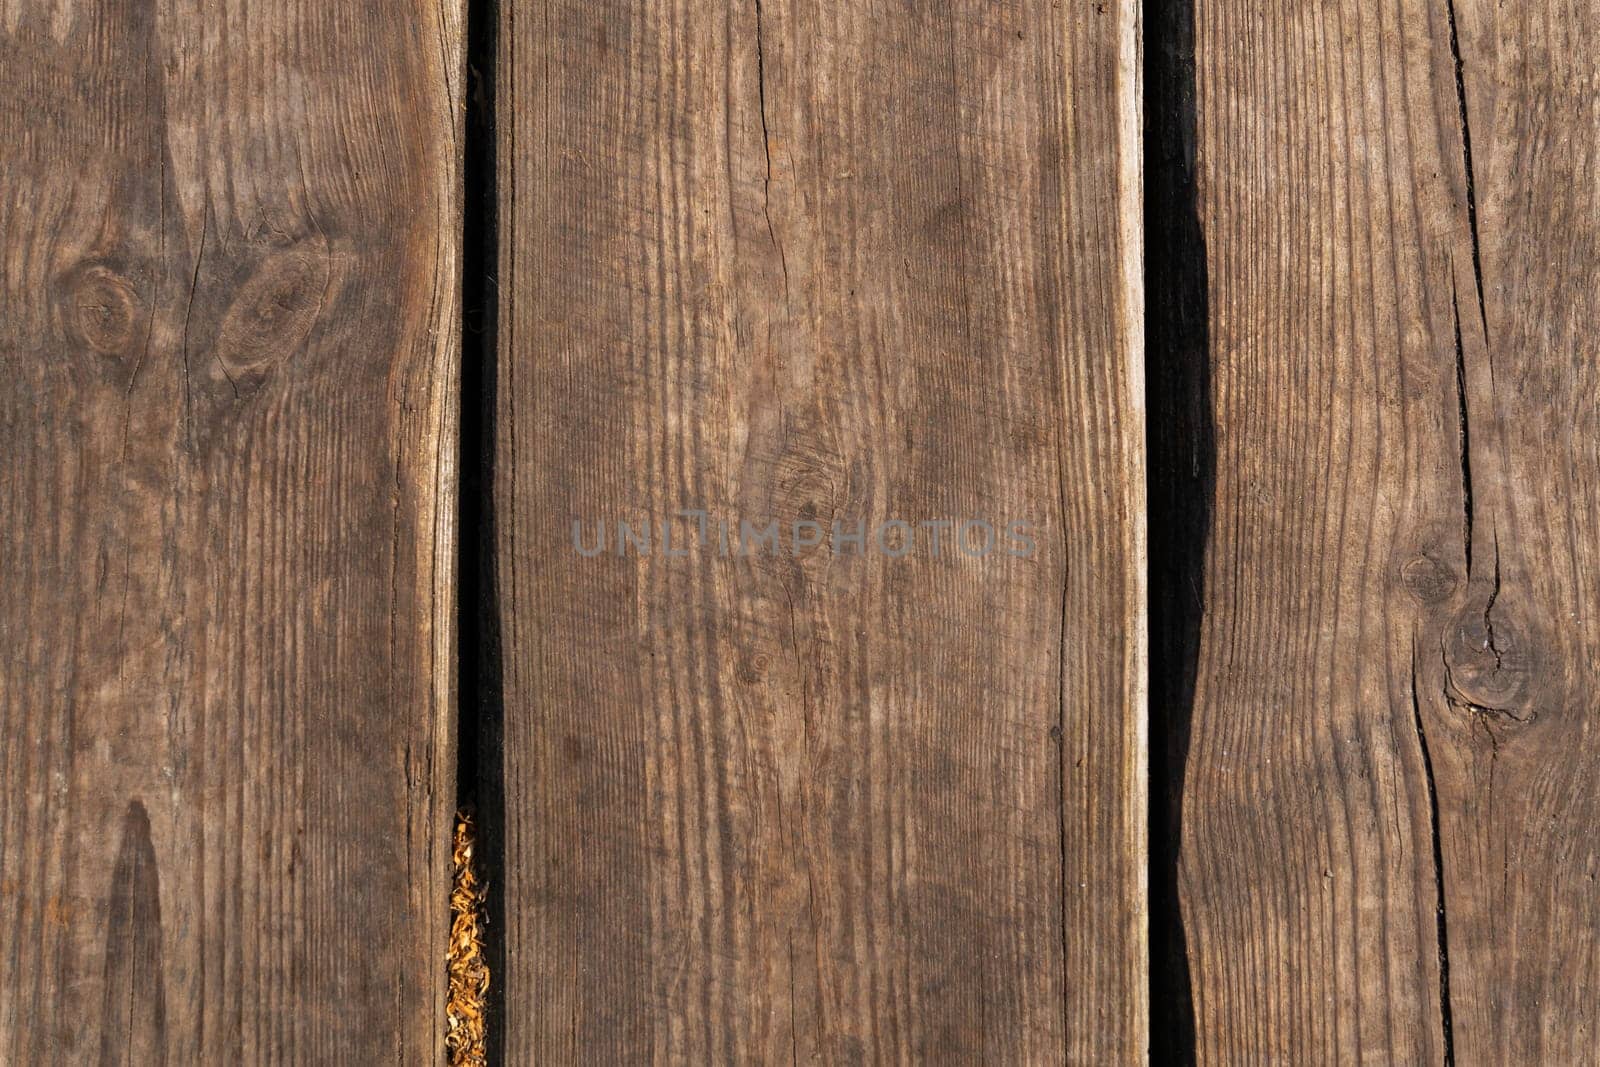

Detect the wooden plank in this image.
[0,0,462,1059]
[496,0,1143,1059]
[1178,0,1600,1059]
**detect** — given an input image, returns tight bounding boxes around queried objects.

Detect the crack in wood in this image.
[1483,531,1503,668]
[1450,279,1474,576]
[752,0,789,297]
[1411,643,1456,1066]
[1445,0,1489,338]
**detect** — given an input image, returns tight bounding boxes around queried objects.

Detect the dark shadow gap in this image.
[458,0,505,1059]
[1145,0,1211,1058]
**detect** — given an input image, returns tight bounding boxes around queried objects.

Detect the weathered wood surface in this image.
[1178,0,1600,1059]
[495,0,1144,1060]
[0,0,462,1060]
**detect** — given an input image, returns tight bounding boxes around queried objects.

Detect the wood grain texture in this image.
[496,0,1143,1061]
[1179,0,1600,1059]
[0,0,462,1059]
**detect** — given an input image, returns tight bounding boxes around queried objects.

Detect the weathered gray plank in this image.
[496,0,1144,1060]
[1179,0,1600,1059]
[0,0,462,1058]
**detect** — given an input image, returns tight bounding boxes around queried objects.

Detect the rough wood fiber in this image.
[0,0,462,1059]
[1180,0,1600,1059]
[496,0,1143,1061]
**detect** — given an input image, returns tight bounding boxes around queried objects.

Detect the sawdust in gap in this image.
[448,810,489,1066]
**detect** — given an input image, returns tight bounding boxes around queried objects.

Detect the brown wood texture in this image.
[0,0,462,1060]
[496,0,1144,1060]
[1180,0,1600,1059]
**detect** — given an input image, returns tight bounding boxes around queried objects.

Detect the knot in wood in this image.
[62,263,145,359]
[1402,553,1459,605]
[1442,605,1538,724]
[213,243,329,391]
